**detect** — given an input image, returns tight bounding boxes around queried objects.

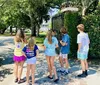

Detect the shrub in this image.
[64,12,79,57]
[82,8,100,58]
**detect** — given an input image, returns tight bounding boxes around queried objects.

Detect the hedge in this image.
[64,12,79,57]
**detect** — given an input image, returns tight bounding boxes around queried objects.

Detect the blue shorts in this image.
[77,52,88,60]
[45,49,56,57]
[26,57,36,64]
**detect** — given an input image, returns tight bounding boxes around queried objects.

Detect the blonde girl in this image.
[43,30,59,82]
[23,38,39,85]
[13,29,26,84]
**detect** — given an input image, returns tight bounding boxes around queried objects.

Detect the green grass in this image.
[0,32,46,44]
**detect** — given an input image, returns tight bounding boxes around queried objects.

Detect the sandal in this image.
[48,76,53,79]
[54,78,59,82]
[15,78,18,83]
[18,79,25,84]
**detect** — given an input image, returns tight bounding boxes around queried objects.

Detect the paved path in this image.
[0,36,100,85]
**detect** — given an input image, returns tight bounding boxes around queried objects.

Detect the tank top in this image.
[14,42,25,56]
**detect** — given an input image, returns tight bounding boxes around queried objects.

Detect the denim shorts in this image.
[26,57,36,64]
[77,52,88,60]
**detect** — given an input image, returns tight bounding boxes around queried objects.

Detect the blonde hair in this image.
[15,29,25,42]
[60,27,67,34]
[28,38,35,50]
[47,30,52,44]
[77,24,84,31]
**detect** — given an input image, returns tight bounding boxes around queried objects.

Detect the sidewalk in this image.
[0,36,100,85]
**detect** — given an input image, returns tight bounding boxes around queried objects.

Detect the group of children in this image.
[13,24,90,85]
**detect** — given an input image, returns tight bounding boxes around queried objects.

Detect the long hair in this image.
[15,29,25,42]
[47,30,52,44]
[27,38,35,50]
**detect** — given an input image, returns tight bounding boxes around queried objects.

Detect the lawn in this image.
[0,32,46,44]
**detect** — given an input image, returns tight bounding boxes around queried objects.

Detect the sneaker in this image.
[57,68,65,73]
[61,71,68,75]
[54,78,59,82]
[85,70,88,76]
[77,72,87,78]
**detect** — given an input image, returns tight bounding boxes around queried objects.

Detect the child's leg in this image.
[46,56,52,77]
[31,64,36,84]
[64,57,69,73]
[18,61,24,81]
[80,60,85,71]
[26,64,31,84]
[14,62,18,79]
[84,59,88,70]
[59,57,64,68]
[50,57,58,79]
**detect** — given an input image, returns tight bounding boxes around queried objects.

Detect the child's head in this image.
[28,38,35,50]
[47,30,53,44]
[16,29,25,42]
[77,24,84,32]
[52,29,56,36]
[60,27,67,34]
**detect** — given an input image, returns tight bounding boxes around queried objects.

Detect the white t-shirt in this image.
[77,32,90,53]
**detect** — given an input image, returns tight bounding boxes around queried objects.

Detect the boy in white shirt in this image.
[77,24,90,78]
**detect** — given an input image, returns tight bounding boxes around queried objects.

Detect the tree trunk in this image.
[31,26,36,37]
[10,26,12,35]
[82,8,87,17]
[30,16,36,37]
[0,28,6,34]
[37,26,40,37]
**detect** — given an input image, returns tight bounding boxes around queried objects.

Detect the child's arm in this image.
[60,40,68,46]
[36,50,39,57]
[78,43,82,52]
[22,51,27,57]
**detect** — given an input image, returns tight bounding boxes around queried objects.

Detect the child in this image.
[43,30,59,82]
[13,29,26,84]
[77,24,90,78]
[23,38,39,85]
[58,27,70,75]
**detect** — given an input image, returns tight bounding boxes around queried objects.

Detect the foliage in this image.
[64,12,79,57]
[82,4,100,58]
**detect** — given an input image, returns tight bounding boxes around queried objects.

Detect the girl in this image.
[23,38,39,85]
[43,30,59,82]
[13,29,26,84]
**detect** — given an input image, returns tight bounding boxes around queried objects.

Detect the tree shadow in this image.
[0,38,14,46]
[88,68,96,75]
[0,68,13,82]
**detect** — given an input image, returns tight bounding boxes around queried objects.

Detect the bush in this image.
[82,7,100,58]
[64,12,79,57]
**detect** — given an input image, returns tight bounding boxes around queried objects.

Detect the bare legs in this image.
[26,64,36,85]
[14,61,24,81]
[18,61,24,81]
[59,56,69,72]
[14,62,18,79]
[46,56,58,79]
[80,59,88,71]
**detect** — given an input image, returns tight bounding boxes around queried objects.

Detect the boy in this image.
[77,24,90,78]
[58,27,70,75]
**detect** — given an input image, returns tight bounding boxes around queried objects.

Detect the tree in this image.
[0,0,65,35]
